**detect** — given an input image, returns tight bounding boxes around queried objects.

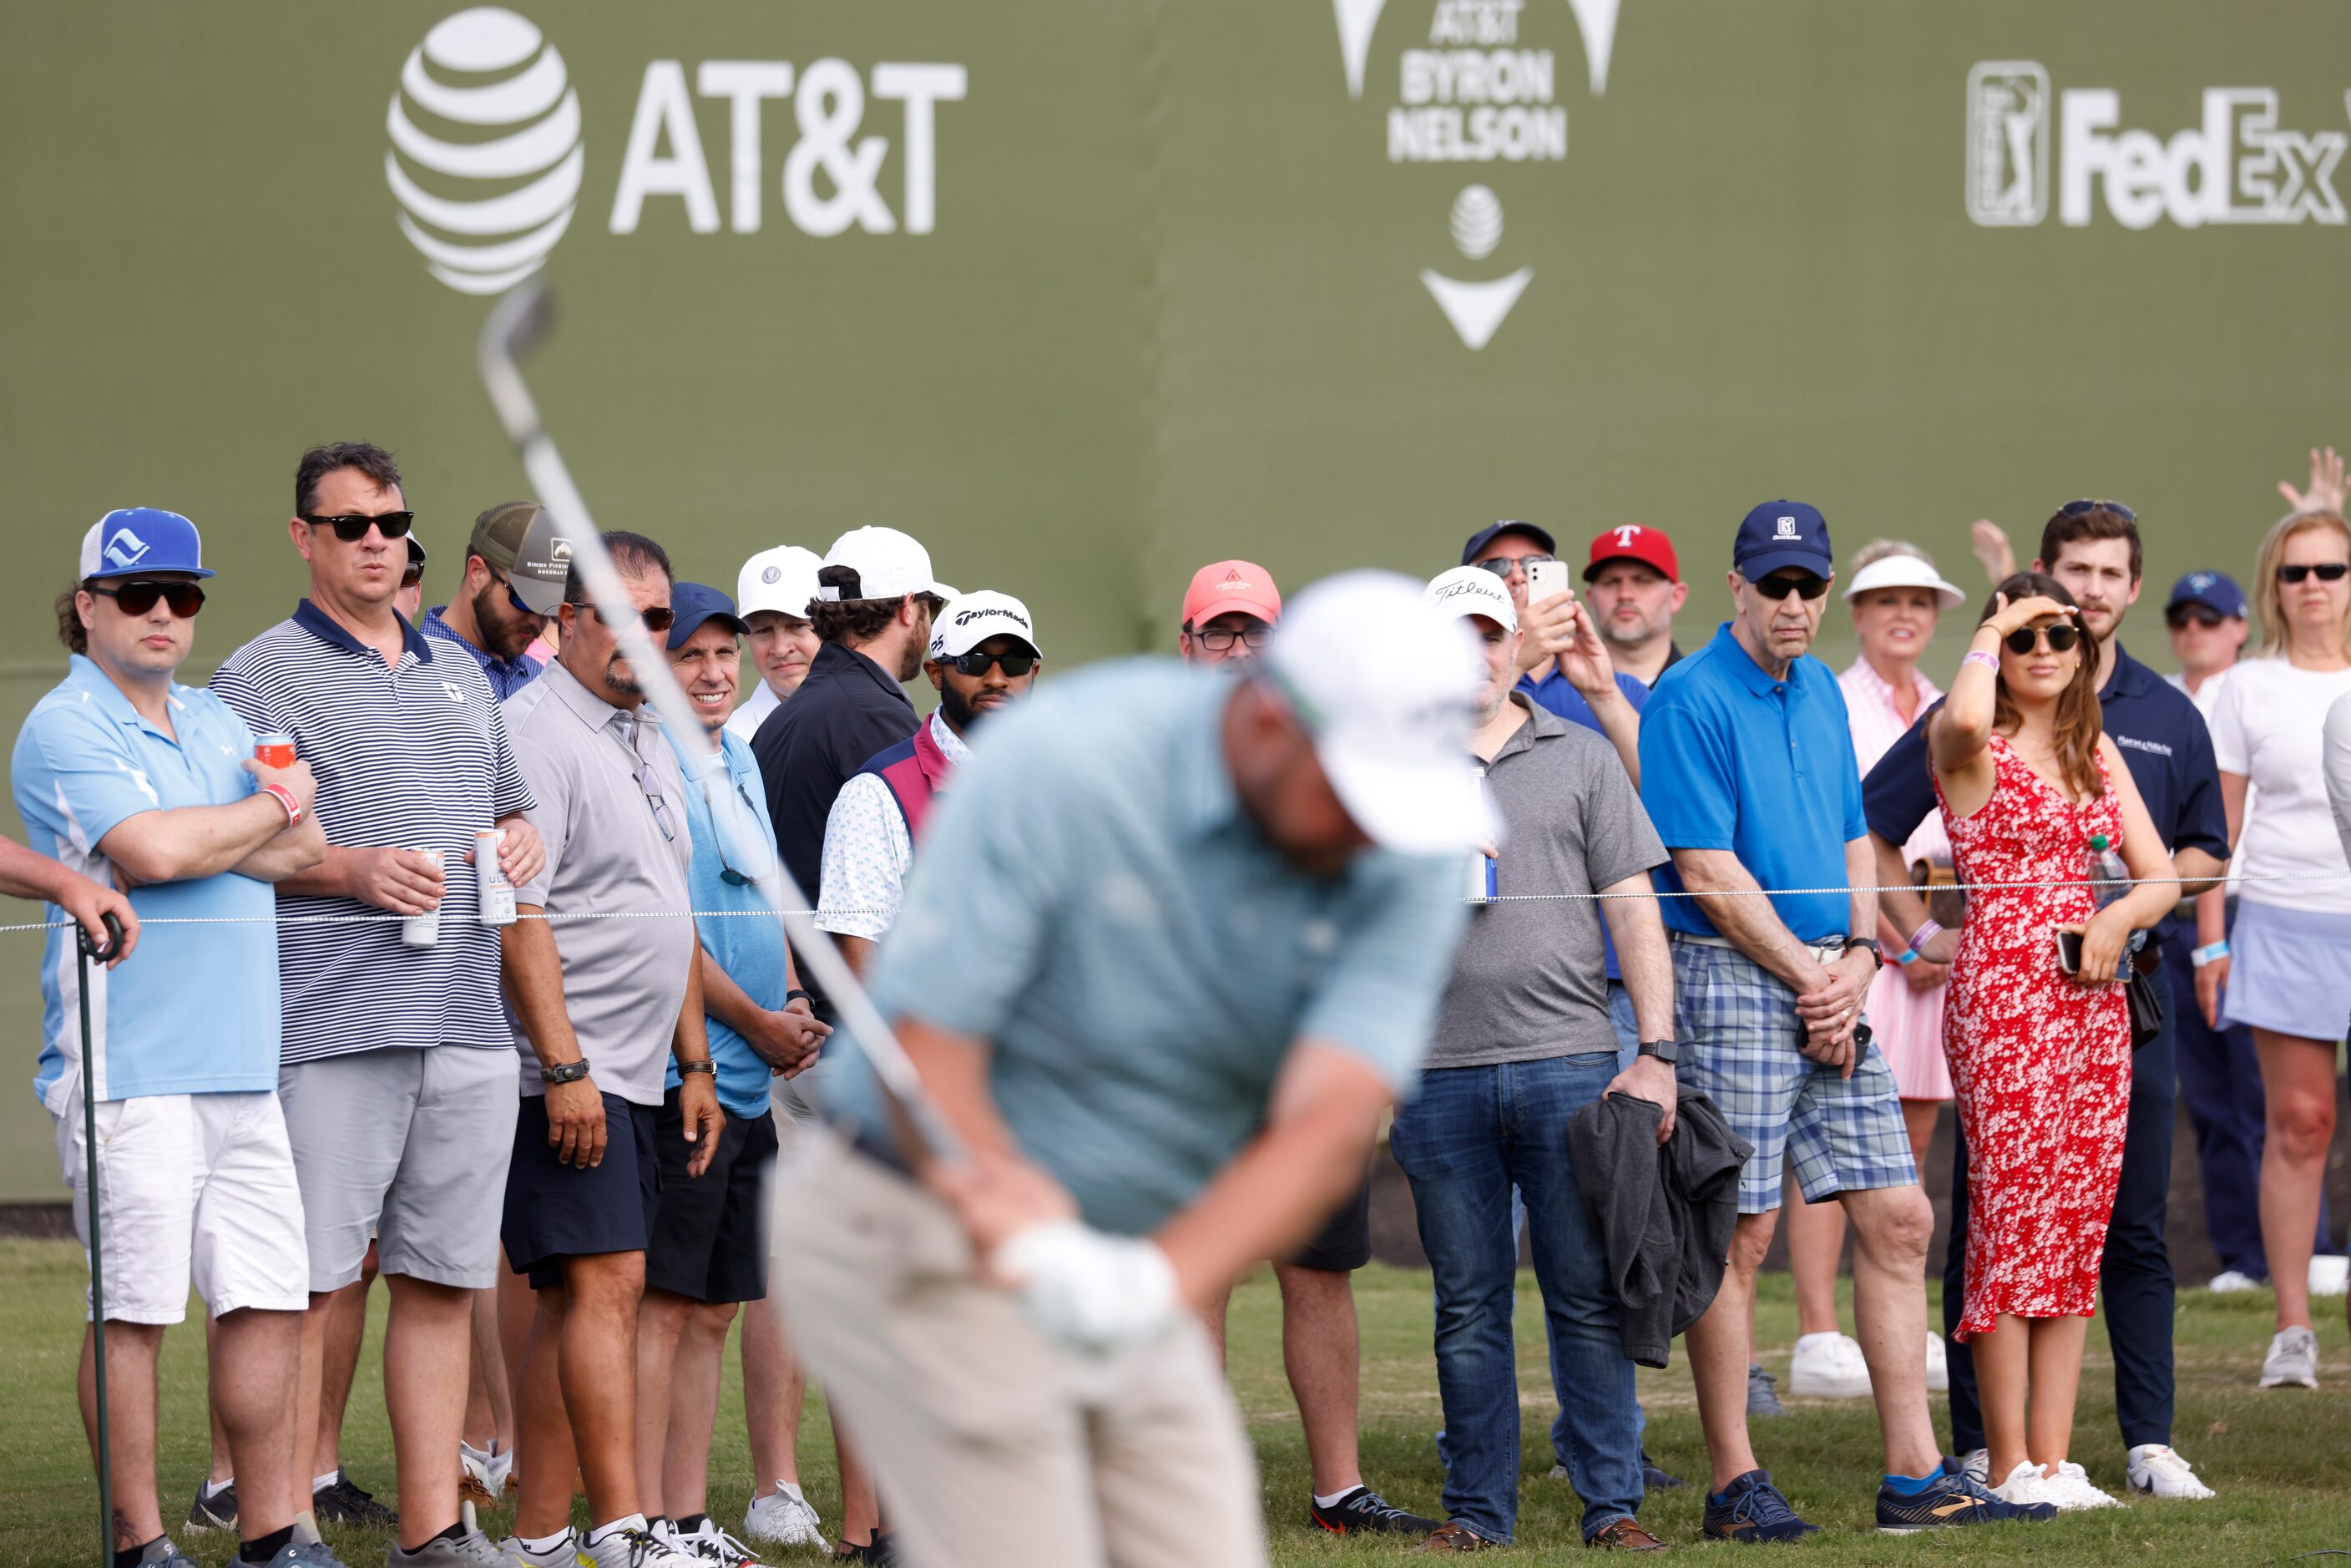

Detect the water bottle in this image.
[2084,832,2143,958]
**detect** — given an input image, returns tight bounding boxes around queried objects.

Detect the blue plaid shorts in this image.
[1671,938,1919,1214]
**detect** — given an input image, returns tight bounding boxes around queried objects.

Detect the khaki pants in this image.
[773,1130,1267,1568]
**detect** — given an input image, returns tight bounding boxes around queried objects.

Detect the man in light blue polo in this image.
[15,508,339,1568]
[1641,503,2030,1540]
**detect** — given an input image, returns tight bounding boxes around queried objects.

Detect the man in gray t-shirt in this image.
[1392,568,1680,1552]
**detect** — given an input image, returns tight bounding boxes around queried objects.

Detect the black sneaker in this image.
[311,1471,397,1529]
[1703,1469,1820,1543]
[1641,1448,1686,1491]
[185,1478,238,1532]
[1310,1487,1442,1537]
[1876,1458,2059,1534]
[832,1535,897,1566]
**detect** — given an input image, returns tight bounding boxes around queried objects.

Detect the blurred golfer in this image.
[774,571,1488,1568]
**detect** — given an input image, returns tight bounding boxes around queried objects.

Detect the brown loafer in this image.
[1420,1521,1498,1552]
[1586,1519,1668,1550]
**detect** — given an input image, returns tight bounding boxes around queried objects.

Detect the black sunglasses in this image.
[2278,562,2350,584]
[2165,605,2226,630]
[569,601,675,633]
[2059,498,2136,524]
[401,561,423,589]
[1753,571,1831,601]
[2004,622,2081,655]
[948,649,1038,677]
[1473,553,1556,578]
[301,511,415,541]
[91,579,206,619]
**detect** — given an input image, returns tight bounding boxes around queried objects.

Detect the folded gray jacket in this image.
[1566,1087,1752,1369]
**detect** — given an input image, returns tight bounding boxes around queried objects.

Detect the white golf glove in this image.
[994,1220,1179,1353]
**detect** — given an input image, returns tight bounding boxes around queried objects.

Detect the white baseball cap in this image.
[1424,565,1518,631]
[818,525,947,603]
[930,589,1041,660]
[736,544,824,620]
[1262,570,1489,856]
[1843,552,1967,609]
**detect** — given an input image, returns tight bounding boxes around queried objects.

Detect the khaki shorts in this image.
[773,1130,1267,1568]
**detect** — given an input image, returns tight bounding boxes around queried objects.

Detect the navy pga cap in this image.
[78,508,214,581]
[667,581,750,650]
[1733,500,1833,580]
[1459,518,1558,566]
[2167,569,2247,620]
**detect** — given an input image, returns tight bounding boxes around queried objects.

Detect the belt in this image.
[1673,932,1848,964]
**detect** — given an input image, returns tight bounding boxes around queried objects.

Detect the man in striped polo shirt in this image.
[213,443,545,1567]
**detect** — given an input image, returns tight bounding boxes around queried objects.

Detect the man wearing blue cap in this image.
[1639,503,2040,1539]
[16,508,338,1568]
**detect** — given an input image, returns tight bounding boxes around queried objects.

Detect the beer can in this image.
[476,828,517,927]
[402,849,444,948]
[253,733,296,769]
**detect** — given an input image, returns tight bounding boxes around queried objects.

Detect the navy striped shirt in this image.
[212,599,534,1063]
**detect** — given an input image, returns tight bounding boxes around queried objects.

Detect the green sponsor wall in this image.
[0,0,2343,1196]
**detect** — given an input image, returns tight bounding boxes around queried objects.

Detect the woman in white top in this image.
[2207,504,2351,1390]
[1782,542,1966,1400]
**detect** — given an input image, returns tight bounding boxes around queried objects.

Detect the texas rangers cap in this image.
[1584,524,1680,583]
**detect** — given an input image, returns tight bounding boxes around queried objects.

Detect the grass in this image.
[3,1240,2348,1565]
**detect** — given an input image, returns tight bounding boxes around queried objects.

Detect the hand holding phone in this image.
[1524,559,1570,605]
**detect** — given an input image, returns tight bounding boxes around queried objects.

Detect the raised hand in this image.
[2280,446,2347,516]
[1970,519,2016,584]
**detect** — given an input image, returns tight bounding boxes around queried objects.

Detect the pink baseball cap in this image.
[1183,559,1282,627]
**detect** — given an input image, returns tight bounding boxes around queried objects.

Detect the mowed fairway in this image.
[3,1241,2347,1565]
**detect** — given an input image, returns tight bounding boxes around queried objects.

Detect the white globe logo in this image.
[1450,185,1504,261]
[386,8,581,296]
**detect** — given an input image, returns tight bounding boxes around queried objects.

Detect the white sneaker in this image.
[2207,1269,2263,1293]
[1924,1333,1949,1393]
[499,1534,587,1568]
[2127,1444,2216,1500]
[583,1521,698,1568]
[1959,1449,1990,1485]
[673,1520,764,1567]
[741,1483,827,1550]
[1991,1460,2059,1508]
[2044,1460,2122,1510]
[2260,1325,2321,1388]
[461,1443,515,1503]
[1787,1332,1873,1399]
[2311,1254,2349,1297]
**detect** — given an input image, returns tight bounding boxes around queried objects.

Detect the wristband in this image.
[1961,649,2000,675]
[538,1057,590,1085]
[1895,948,1919,967]
[678,1059,718,1077]
[1909,918,1944,952]
[2191,940,2230,968]
[784,989,813,1007]
[260,782,302,827]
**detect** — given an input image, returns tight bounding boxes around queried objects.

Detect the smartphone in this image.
[1524,558,1571,604]
[2055,928,2084,975]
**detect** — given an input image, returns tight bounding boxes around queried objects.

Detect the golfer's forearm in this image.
[898,1015,1019,1165]
[500,912,581,1068]
[1154,1110,1377,1309]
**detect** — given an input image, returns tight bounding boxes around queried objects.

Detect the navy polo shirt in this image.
[1518,664,1648,979]
[1639,623,1866,943]
[1860,642,2227,943]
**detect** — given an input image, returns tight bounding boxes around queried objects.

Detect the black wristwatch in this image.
[1637,1039,1681,1065]
[1842,938,1883,968]
[539,1057,591,1085]
[678,1060,717,1077]
[784,989,813,1008]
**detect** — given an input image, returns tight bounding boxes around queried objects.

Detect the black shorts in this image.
[502,1094,660,1289]
[1286,1171,1373,1272]
[645,1095,777,1305]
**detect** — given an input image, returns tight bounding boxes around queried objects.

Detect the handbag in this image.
[2126,946,2166,1050]
[1911,856,1967,929]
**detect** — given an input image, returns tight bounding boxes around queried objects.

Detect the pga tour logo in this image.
[1967,60,2349,229]
[1773,515,1799,540]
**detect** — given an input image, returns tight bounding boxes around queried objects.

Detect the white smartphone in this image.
[1524,558,1571,604]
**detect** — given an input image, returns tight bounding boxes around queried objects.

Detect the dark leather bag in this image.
[2126,947,2166,1050]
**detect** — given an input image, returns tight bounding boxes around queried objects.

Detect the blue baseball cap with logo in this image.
[1732,500,1833,580]
[2166,569,2247,620]
[1459,518,1557,566]
[666,581,750,650]
[78,508,214,581]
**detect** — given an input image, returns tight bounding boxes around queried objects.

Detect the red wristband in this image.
[260,783,302,827]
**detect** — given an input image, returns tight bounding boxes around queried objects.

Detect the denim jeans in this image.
[1393,1053,1642,1543]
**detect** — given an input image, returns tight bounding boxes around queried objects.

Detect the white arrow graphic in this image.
[1564,0,1620,94]
[1332,0,1387,99]
[1421,268,1534,350]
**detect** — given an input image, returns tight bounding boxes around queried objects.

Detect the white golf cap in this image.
[1263,570,1489,857]
[1424,564,1518,631]
[930,589,1041,660]
[736,544,824,620]
[1843,552,1967,609]
[817,525,946,602]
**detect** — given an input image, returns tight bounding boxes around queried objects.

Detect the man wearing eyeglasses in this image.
[497,530,724,1568]
[1179,560,1280,666]
[214,443,548,1562]
[420,502,572,699]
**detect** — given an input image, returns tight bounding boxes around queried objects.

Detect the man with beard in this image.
[817,592,1042,968]
[1582,525,1688,690]
[421,503,570,698]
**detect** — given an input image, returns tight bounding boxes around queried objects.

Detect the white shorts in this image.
[53,1088,309,1323]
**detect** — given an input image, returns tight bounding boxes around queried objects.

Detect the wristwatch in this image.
[539,1058,591,1085]
[1636,1039,1681,1065]
[1842,938,1883,967]
[678,1060,717,1077]
[784,989,813,1008]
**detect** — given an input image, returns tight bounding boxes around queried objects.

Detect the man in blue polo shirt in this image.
[1641,503,2025,1540]
[17,508,336,1568]
[1865,502,2228,1503]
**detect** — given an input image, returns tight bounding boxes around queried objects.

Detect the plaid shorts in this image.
[1671,938,1919,1214]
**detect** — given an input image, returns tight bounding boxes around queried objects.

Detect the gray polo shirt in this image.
[502,661,695,1106]
[1432,697,1667,1068]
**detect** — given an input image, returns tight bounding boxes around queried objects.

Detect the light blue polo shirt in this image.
[13,655,282,1110]
[665,724,787,1119]
[827,659,1469,1237]
[1639,622,1865,945]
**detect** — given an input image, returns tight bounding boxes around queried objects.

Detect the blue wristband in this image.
[2191,940,2229,968]
[1895,948,1919,967]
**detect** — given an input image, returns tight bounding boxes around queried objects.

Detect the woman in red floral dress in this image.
[1930,573,2177,1510]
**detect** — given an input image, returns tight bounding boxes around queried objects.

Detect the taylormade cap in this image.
[667,582,750,650]
[505,506,574,615]
[2166,569,2247,620]
[1263,570,1489,856]
[1459,518,1556,566]
[79,508,213,581]
[1842,551,1965,609]
[818,526,946,603]
[929,589,1041,660]
[1584,524,1680,582]
[1733,500,1834,580]
[1424,564,1518,631]
[736,544,824,620]
[1183,560,1282,628]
